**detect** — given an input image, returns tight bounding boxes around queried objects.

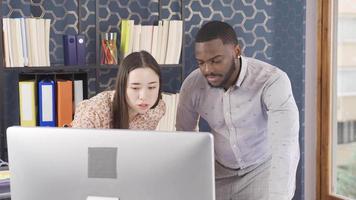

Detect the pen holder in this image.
[100,32,118,65]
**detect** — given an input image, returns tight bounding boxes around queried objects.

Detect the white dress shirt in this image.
[176,56,300,199]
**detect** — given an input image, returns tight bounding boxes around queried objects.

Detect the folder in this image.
[76,34,85,65]
[63,35,77,65]
[18,81,36,126]
[38,80,56,127]
[57,80,73,127]
[73,80,84,110]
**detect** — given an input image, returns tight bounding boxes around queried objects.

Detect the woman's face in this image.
[126,67,160,115]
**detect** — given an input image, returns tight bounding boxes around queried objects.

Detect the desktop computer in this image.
[7,126,215,200]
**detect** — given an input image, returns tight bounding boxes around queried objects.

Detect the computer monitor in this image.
[7,126,215,200]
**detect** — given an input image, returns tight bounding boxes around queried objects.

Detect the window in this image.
[318,0,356,199]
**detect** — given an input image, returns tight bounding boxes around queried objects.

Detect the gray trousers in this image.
[215,159,271,200]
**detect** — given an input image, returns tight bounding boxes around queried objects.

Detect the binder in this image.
[63,35,77,65]
[38,80,56,126]
[76,34,85,65]
[57,80,73,127]
[73,80,84,110]
[18,81,36,126]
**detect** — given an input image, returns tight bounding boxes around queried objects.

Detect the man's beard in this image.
[207,58,236,88]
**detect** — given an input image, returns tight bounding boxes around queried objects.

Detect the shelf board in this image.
[0,64,182,72]
[159,64,183,68]
[0,64,117,72]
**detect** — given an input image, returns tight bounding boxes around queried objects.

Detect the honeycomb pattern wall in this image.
[270,1,306,199]
[79,0,96,65]
[160,0,181,20]
[183,0,274,76]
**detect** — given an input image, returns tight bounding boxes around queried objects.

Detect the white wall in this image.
[305,0,318,200]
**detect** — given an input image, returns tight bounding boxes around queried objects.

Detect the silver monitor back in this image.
[7,126,215,200]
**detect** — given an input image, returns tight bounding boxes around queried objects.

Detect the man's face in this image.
[195,38,239,88]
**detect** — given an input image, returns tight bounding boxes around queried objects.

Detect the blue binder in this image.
[63,35,77,65]
[38,80,56,126]
[76,34,86,65]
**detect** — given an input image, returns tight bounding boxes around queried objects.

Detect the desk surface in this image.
[0,166,10,200]
[0,185,10,199]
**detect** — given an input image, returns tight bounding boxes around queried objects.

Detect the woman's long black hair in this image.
[111,51,162,129]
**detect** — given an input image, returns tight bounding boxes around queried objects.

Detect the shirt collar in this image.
[235,56,247,87]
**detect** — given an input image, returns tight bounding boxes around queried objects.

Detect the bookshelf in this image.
[0,0,184,161]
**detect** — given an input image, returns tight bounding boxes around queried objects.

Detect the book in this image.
[140,25,153,54]
[132,24,141,53]
[20,18,28,66]
[27,18,39,66]
[9,18,24,67]
[155,21,163,63]
[126,20,134,57]
[165,20,178,64]
[120,19,134,58]
[44,19,51,66]
[156,93,179,131]
[2,18,12,67]
[36,18,46,66]
[158,20,169,64]
[151,25,159,60]
[174,20,183,64]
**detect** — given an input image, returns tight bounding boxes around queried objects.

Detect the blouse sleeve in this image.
[71,100,101,128]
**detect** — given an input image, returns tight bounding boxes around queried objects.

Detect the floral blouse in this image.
[71,90,166,130]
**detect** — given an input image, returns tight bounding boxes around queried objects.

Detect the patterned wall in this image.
[1,0,305,199]
[183,0,273,75]
[271,1,306,199]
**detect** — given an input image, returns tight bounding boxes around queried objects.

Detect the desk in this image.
[0,185,10,200]
[0,167,10,200]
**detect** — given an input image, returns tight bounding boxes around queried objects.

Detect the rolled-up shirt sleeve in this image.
[176,76,199,131]
[262,71,300,200]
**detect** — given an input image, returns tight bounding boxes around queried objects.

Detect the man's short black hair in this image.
[195,21,238,45]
